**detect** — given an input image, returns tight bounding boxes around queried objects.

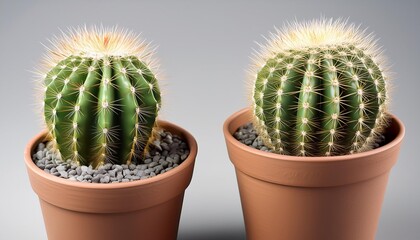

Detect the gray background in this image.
[0,0,419,239]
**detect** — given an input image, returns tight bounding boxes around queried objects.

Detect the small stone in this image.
[83,175,92,180]
[100,176,110,183]
[152,140,162,151]
[144,169,153,174]
[45,164,55,170]
[154,165,163,173]
[140,176,149,180]
[81,166,89,173]
[108,170,116,178]
[59,171,68,178]
[140,164,148,170]
[76,176,84,182]
[117,172,123,181]
[37,158,46,164]
[37,142,46,152]
[150,172,156,177]
[161,142,170,151]
[104,163,112,170]
[124,175,133,180]
[165,167,173,171]
[132,176,140,180]
[153,155,160,162]
[92,176,100,183]
[52,172,60,177]
[50,168,57,173]
[56,165,66,172]
[122,179,130,182]
[96,174,104,179]
[159,160,169,167]
[123,169,131,176]
[68,170,77,176]
[69,176,76,181]
[181,153,188,160]
[36,162,45,169]
[36,151,43,160]
[97,168,106,175]
[76,166,82,175]
[148,162,158,168]
[164,135,173,144]
[129,164,136,170]
[144,159,152,164]
[136,170,144,177]
[112,165,123,171]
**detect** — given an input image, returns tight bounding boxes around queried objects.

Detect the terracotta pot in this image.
[25,120,197,240]
[223,108,404,240]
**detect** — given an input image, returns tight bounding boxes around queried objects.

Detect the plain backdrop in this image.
[0,0,419,239]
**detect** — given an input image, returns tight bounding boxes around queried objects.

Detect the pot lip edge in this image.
[24,120,198,190]
[223,107,405,163]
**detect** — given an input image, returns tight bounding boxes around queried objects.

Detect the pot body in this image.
[25,121,197,240]
[223,108,404,240]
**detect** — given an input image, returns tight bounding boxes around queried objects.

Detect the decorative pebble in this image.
[32,130,190,184]
[144,159,152,164]
[129,164,136,170]
[100,176,110,183]
[59,171,68,178]
[36,151,43,160]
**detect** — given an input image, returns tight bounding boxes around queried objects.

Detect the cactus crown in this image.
[38,26,161,167]
[250,18,390,156]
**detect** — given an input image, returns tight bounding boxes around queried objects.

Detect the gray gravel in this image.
[234,123,386,153]
[32,130,190,183]
[233,123,274,153]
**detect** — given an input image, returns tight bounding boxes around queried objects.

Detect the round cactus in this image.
[39,27,161,167]
[251,19,390,156]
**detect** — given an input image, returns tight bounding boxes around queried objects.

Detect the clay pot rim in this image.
[224,108,405,163]
[24,119,198,190]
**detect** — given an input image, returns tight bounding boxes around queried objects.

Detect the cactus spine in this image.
[251,19,389,156]
[41,27,161,167]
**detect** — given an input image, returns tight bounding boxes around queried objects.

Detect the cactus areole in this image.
[40,27,161,167]
[251,19,390,156]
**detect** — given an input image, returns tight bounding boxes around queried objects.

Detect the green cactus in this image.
[41,27,161,167]
[251,19,389,156]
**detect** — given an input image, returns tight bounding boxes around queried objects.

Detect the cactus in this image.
[251,19,390,156]
[40,27,161,167]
